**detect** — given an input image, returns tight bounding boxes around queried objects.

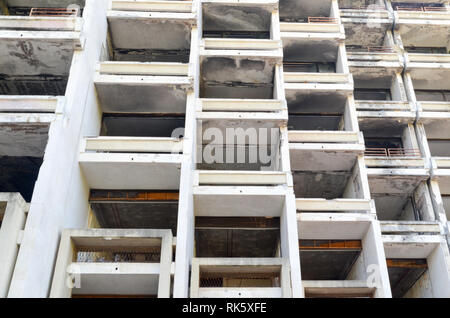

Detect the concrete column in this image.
[0,193,27,297]
[8,0,110,298]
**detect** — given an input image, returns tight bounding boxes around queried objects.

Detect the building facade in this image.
[0,0,449,298]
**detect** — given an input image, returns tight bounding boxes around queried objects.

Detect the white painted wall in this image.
[7,0,110,298]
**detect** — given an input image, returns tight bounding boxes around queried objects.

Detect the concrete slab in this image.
[0,113,54,157]
[290,144,363,171]
[367,169,429,194]
[202,0,276,32]
[0,31,81,77]
[297,213,372,240]
[70,263,161,296]
[94,74,192,113]
[79,153,182,190]
[279,0,332,21]
[107,11,195,51]
[193,186,286,217]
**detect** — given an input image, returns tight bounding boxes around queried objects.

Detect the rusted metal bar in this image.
[308,17,339,23]
[386,259,428,269]
[30,8,79,17]
[89,190,179,202]
[299,240,362,250]
[365,148,388,157]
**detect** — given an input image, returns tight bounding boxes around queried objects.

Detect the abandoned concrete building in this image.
[0,0,450,298]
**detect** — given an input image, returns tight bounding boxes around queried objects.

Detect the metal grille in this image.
[365,148,421,158]
[76,248,161,263]
[395,6,447,12]
[30,8,79,17]
[200,272,279,287]
[340,5,386,10]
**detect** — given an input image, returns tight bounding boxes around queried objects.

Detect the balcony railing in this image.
[340,5,386,11]
[395,6,447,12]
[30,8,80,17]
[364,148,421,158]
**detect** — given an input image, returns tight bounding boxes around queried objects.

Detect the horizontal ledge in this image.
[111,0,193,12]
[284,82,354,91]
[280,22,342,33]
[202,38,282,50]
[296,199,372,211]
[94,74,193,86]
[68,262,161,275]
[433,157,450,168]
[107,11,196,21]
[289,143,365,152]
[0,113,56,123]
[0,96,61,113]
[366,168,429,177]
[0,16,81,31]
[364,158,426,168]
[196,171,288,185]
[284,72,351,83]
[79,152,183,164]
[197,288,282,298]
[380,221,441,233]
[196,112,287,121]
[200,99,284,112]
[84,137,183,153]
[199,48,283,59]
[288,130,360,143]
[98,62,189,76]
[0,30,81,41]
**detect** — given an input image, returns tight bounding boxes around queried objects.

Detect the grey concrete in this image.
[279,0,331,21]
[202,4,273,32]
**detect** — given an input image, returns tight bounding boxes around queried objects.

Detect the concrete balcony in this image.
[190,258,292,298]
[94,61,192,113]
[79,138,183,190]
[297,213,391,298]
[394,8,450,49]
[280,21,345,63]
[406,54,450,91]
[50,229,173,298]
[0,193,27,298]
[199,40,282,99]
[0,112,55,158]
[431,158,450,195]
[340,7,393,46]
[357,101,416,133]
[348,51,404,85]
[289,130,365,172]
[107,1,195,62]
[383,234,450,297]
[0,14,83,95]
[284,72,353,113]
[193,170,289,217]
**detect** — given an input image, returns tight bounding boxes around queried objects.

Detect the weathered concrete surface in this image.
[203,4,272,32]
[279,0,331,21]
[283,38,339,62]
[7,0,85,8]
[108,16,193,51]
